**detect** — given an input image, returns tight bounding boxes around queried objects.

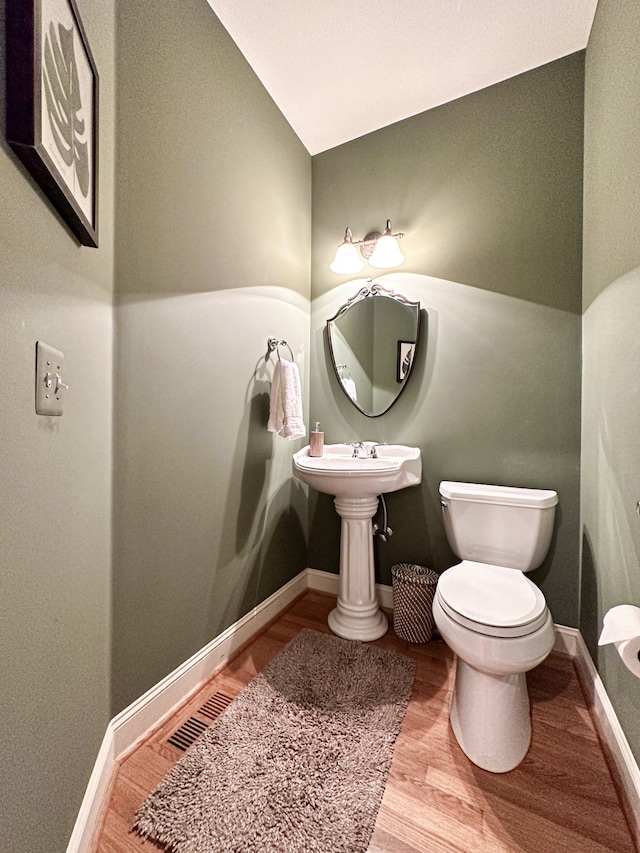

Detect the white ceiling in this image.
[207,0,597,155]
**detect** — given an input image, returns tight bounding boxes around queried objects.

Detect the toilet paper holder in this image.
[599,604,640,676]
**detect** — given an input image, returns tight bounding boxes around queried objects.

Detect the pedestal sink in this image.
[293,443,422,641]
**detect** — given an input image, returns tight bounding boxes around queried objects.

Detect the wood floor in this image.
[94,591,636,852]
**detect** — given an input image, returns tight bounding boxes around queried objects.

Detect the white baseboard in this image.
[67,568,640,852]
[552,622,580,657]
[66,569,308,853]
[110,570,308,760]
[65,724,118,853]
[571,629,640,847]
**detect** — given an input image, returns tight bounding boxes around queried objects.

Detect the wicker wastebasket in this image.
[391,563,439,643]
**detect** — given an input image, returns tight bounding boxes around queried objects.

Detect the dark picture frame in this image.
[397,340,415,383]
[6,0,99,247]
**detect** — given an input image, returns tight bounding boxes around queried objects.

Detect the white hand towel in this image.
[268,359,306,440]
[267,359,282,433]
[342,377,358,402]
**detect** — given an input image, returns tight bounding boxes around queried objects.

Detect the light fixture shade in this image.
[330,230,365,274]
[369,232,405,269]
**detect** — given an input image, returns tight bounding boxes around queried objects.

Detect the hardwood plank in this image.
[368,826,423,853]
[92,590,636,853]
[378,775,485,851]
[478,791,629,853]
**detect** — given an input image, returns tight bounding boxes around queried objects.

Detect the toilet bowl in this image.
[434,481,558,773]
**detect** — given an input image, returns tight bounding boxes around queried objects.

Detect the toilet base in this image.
[450,658,531,773]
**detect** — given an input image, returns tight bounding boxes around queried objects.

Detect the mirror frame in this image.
[326,280,421,418]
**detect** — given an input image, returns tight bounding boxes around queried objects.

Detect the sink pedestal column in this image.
[327,495,388,642]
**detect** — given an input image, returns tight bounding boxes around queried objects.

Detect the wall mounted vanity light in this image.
[330,219,405,274]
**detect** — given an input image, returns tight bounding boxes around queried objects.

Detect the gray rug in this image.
[133,628,415,853]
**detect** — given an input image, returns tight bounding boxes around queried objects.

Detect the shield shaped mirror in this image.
[327,281,421,417]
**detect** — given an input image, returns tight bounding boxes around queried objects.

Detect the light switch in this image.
[35,341,68,416]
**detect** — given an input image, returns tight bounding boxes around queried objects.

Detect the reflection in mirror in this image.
[327,280,421,417]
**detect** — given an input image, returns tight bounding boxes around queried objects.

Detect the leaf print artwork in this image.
[401,346,413,379]
[6,0,98,245]
[42,20,90,198]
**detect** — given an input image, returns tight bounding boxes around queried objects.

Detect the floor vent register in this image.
[167,692,234,751]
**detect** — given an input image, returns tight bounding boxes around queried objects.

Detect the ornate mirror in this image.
[327,280,421,417]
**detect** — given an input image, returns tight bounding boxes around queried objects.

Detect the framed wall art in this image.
[397,340,415,383]
[6,0,99,247]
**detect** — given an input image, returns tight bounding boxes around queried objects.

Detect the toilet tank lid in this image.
[439,481,558,509]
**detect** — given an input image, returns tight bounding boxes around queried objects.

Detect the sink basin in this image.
[293,442,422,642]
[293,441,422,642]
[292,443,421,497]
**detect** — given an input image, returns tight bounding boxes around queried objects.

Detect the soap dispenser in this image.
[310,422,324,457]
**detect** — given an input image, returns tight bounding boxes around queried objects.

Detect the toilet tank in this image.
[439,481,558,571]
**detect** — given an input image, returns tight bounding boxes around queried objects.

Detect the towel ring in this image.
[267,337,294,362]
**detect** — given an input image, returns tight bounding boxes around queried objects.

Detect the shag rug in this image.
[132,628,415,853]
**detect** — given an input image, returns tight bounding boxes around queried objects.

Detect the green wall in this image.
[111,0,312,712]
[0,2,115,850]
[310,55,584,629]
[582,0,640,762]
[1,0,310,847]
[3,1,640,845]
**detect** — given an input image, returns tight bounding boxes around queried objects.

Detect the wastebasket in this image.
[391,563,439,643]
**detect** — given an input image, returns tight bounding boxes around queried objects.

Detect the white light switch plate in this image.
[35,341,66,416]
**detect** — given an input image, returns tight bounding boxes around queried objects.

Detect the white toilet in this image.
[433,480,558,773]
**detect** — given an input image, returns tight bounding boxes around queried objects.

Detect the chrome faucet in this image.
[350,441,388,458]
[368,442,388,458]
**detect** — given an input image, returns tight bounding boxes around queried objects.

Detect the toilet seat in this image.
[436,561,548,638]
